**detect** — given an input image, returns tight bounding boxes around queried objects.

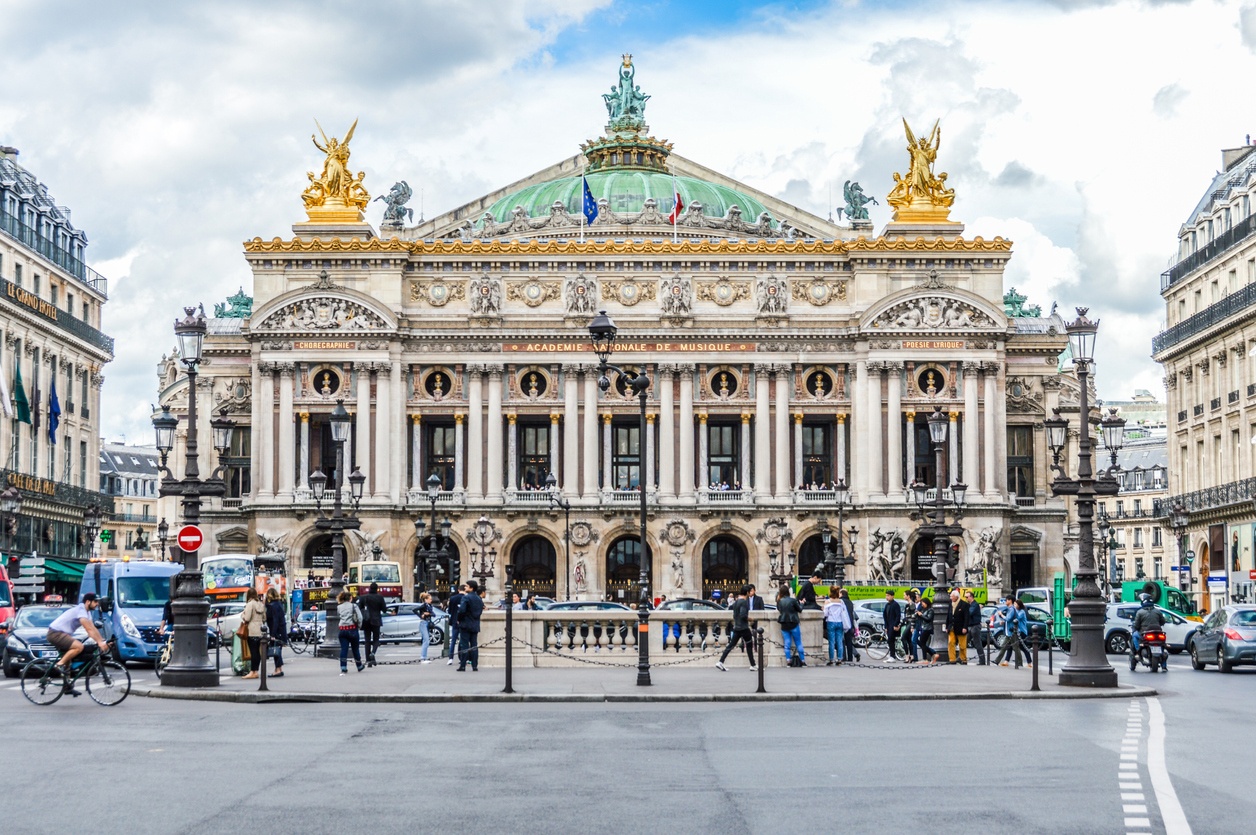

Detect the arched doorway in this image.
[910,537,936,583]
[796,535,825,579]
[606,536,652,602]
[303,534,334,580]
[702,535,747,599]
[511,536,557,598]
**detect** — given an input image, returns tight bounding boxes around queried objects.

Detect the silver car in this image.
[1189,605,1256,673]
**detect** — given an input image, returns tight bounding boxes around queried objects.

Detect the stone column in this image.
[582,369,599,499]
[354,363,371,493]
[866,363,883,497]
[250,361,264,499]
[697,412,709,489]
[299,412,310,491]
[389,358,404,502]
[602,413,613,490]
[836,414,847,486]
[773,366,790,498]
[853,361,867,499]
[994,362,1008,496]
[742,412,753,491]
[658,366,675,498]
[963,362,981,493]
[507,413,518,492]
[753,365,771,497]
[904,411,916,487]
[550,413,561,483]
[948,411,959,486]
[886,362,903,497]
[454,413,465,490]
[792,412,803,491]
[983,365,998,499]
[646,413,656,489]
[257,363,275,499]
[411,414,422,490]
[466,366,483,498]
[678,366,695,500]
[374,362,391,499]
[486,365,504,499]
[563,367,579,497]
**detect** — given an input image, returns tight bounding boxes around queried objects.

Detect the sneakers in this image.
[356,663,365,672]
[340,670,347,676]
[715,661,727,671]
[447,658,454,665]
[749,665,758,671]
[421,659,431,664]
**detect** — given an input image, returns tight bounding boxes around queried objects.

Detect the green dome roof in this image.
[482,172,776,227]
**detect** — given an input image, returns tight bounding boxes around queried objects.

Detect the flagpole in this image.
[671,167,678,244]
[580,174,586,244]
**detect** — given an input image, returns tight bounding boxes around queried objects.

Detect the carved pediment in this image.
[256,296,390,332]
[869,295,998,331]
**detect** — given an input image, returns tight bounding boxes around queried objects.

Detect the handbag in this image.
[235,621,249,640]
[238,634,252,662]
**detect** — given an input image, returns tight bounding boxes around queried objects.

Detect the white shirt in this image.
[49,604,91,635]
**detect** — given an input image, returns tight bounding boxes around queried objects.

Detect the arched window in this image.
[511,536,556,597]
[701,536,747,597]
[606,536,652,598]
[796,535,826,579]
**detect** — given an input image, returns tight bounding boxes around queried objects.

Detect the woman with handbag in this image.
[417,591,434,664]
[240,588,266,679]
[336,590,366,675]
[264,588,288,677]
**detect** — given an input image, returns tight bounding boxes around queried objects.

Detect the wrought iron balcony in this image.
[1153,281,1256,355]
[0,276,114,353]
[0,206,108,296]
[1161,212,1256,291]
[1211,397,1222,411]
[1155,476,1256,516]
[1230,390,1241,404]
[1177,410,1188,422]
[1193,404,1204,417]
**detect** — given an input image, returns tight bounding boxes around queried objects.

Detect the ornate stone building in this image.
[1153,139,1256,610]
[157,59,1075,600]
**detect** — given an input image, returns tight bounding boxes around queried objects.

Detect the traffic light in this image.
[450,558,461,587]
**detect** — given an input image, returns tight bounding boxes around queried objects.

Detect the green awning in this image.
[43,558,87,583]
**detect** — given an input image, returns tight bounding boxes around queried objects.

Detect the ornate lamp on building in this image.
[468,514,498,585]
[156,517,170,561]
[589,309,653,686]
[1,486,22,556]
[153,305,224,687]
[544,472,573,600]
[910,407,968,656]
[414,473,453,595]
[1043,308,1125,687]
[308,398,365,656]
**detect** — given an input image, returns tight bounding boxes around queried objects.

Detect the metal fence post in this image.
[259,625,269,692]
[755,627,766,694]
[1030,641,1040,692]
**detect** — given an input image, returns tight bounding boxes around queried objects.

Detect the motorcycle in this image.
[1129,630,1169,673]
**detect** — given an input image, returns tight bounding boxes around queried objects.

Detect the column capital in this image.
[299,411,310,422]
[905,410,916,420]
[793,412,804,424]
[550,412,561,424]
[466,363,485,376]
[837,413,846,424]
[962,361,982,373]
[698,411,708,424]
[949,411,959,421]
[656,363,677,376]
[741,412,751,423]
[603,413,613,425]
[485,363,505,378]
[455,413,464,425]
[884,361,905,373]
[646,413,656,424]
[508,412,517,424]
[411,413,422,425]
[277,362,296,377]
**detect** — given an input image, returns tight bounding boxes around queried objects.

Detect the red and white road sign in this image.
[176,525,204,552]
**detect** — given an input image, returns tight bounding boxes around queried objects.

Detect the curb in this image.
[130,685,1158,705]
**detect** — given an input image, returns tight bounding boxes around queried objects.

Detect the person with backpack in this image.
[715,585,756,671]
[264,588,288,677]
[838,588,860,662]
[336,590,366,675]
[776,586,805,666]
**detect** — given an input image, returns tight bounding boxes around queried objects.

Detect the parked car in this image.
[1104,603,1197,656]
[382,602,446,646]
[990,606,1052,651]
[290,609,326,643]
[852,600,888,634]
[657,598,725,611]
[2,604,73,677]
[1189,605,1256,673]
[208,602,246,641]
[546,601,632,612]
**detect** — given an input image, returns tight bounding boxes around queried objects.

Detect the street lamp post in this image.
[468,515,498,587]
[82,503,101,561]
[153,305,226,687]
[589,310,653,686]
[1,486,22,559]
[1168,503,1190,593]
[413,473,452,597]
[910,407,968,659]
[157,517,170,561]
[770,548,796,590]
[821,480,854,586]
[1043,307,1126,687]
[309,399,365,657]
[1097,507,1113,601]
[544,472,572,600]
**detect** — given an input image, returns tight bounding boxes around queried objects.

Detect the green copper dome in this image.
[482,172,777,228]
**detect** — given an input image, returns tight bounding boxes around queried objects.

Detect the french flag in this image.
[667,183,684,225]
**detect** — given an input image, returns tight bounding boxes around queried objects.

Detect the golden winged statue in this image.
[887,118,955,222]
[302,119,370,215]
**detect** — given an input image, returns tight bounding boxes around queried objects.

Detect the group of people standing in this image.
[236,587,291,679]
[879,588,1034,667]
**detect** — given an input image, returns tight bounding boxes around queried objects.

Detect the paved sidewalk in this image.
[132,646,1156,703]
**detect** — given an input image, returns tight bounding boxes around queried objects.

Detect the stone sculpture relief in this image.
[565,273,598,315]
[659,273,692,317]
[257,297,389,331]
[468,274,503,316]
[870,296,996,330]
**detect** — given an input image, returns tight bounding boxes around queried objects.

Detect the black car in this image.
[2,605,72,677]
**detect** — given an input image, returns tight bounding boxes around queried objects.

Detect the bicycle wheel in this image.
[154,644,171,676]
[864,634,889,661]
[86,660,131,706]
[21,659,64,706]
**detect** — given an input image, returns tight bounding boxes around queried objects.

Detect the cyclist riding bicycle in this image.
[1130,595,1165,654]
[46,593,112,687]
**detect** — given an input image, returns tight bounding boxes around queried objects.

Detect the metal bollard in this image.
[1030,640,1040,692]
[259,625,269,692]
[503,565,515,695]
[755,627,766,694]
[215,616,222,673]
[1046,618,1054,676]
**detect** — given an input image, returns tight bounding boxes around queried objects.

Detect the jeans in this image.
[420,619,431,660]
[362,623,381,663]
[447,625,461,659]
[458,628,479,670]
[969,624,986,664]
[948,630,968,663]
[781,625,804,662]
[844,628,856,662]
[719,627,756,665]
[339,628,362,671]
[825,622,845,662]
[662,620,682,650]
[911,624,925,661]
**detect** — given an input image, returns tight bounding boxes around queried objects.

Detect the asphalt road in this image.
[0,652,1245,835]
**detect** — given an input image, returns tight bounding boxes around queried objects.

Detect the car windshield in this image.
[298,611,326,623]
[358,564,401,584]
[0,582,10,607]
[16,606,70,628]
[1232,611,1256,627]
[117,576,171,608]
[203,558,253,591]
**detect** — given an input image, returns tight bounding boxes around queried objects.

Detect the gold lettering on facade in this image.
[6,283,60,320]
[7,472,57,496]
[292,341,356,350]
[901,340,965,350]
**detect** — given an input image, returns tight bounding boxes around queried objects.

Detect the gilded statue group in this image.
[302,119,370,211]
[887,118,955,213]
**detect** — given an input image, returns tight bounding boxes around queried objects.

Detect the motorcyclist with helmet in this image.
[1130,594,1166,655]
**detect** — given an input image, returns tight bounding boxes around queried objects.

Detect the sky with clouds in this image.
[2,0,1253,443]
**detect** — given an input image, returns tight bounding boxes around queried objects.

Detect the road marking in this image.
[1125,819,1151,829]
[1124,805,1148,814]
[1122,793,1145,801]
[1146,697,1192,835]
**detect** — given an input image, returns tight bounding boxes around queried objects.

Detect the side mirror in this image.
[98,597,114,614]
[0,619,11,633]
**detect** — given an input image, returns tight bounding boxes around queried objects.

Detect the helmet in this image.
[1139,594,1153,608]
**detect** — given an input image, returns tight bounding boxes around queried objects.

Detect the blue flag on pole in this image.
[581,177,598,224]
[48,380,61,445]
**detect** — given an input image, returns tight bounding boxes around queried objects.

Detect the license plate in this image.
[39,650,59,658]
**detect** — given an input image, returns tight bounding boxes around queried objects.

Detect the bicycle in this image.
[864,627,915,661]
[154,631,173,676]
[21,642,132,707]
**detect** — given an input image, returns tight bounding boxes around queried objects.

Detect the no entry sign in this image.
[177,525,204,552]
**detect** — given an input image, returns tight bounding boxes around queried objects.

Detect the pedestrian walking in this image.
[446,583,465,664]
[776,586,806,666]
[336,590,366,675]
[746,584,765,610]
[715,585,756,671]
[417,591,434,663]
[995,597,1029,668]
[839,588,859,662]
[356,582,387,667]
[264,588,287,677]
[917,597,937,664]
[905,589,922,661]
[822,589,851,665]
[946,589,968,664]
[456,580,485,671]
[240,588,266,679]
[965,591,986,665]
[882,590,903,662]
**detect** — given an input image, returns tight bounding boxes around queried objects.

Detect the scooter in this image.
[1130,630,1169,673]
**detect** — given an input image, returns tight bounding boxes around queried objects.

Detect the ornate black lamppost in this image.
[544,471,572,600]
[1,486,22,558]
[770,547,796,590]
[1098,507,1113,601]
[1167,502,1191,593]
[1043,307,1126,687]
[414,473,452,596]
[153,305,226,687]
[822,480,856,586]
[468,514,498,587]
[82,501,100,561]
[589,309,653,686]
[157,517,170,561]
[308,399,365,657]
[910,407,968,658]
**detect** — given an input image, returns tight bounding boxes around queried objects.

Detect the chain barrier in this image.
[506,635,725,668]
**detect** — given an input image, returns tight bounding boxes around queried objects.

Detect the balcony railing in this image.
[405,488,464,506]
[1153,281,1256,354]
[0,206,108,296]
[698,489,751,504]
[0,467,115,514]
[1211,397,1222,411]
[794,489,840,504]
[0,276,114,353]
[1161,211,1256,291]
[1155,476,1256,516]
[601,489,658,506]
[1230,390,1241,404]
[505,489,552,506]
[1193,404,1204,417]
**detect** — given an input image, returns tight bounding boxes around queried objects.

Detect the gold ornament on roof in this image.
[887,119,956,223]
[301,119,370,221]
